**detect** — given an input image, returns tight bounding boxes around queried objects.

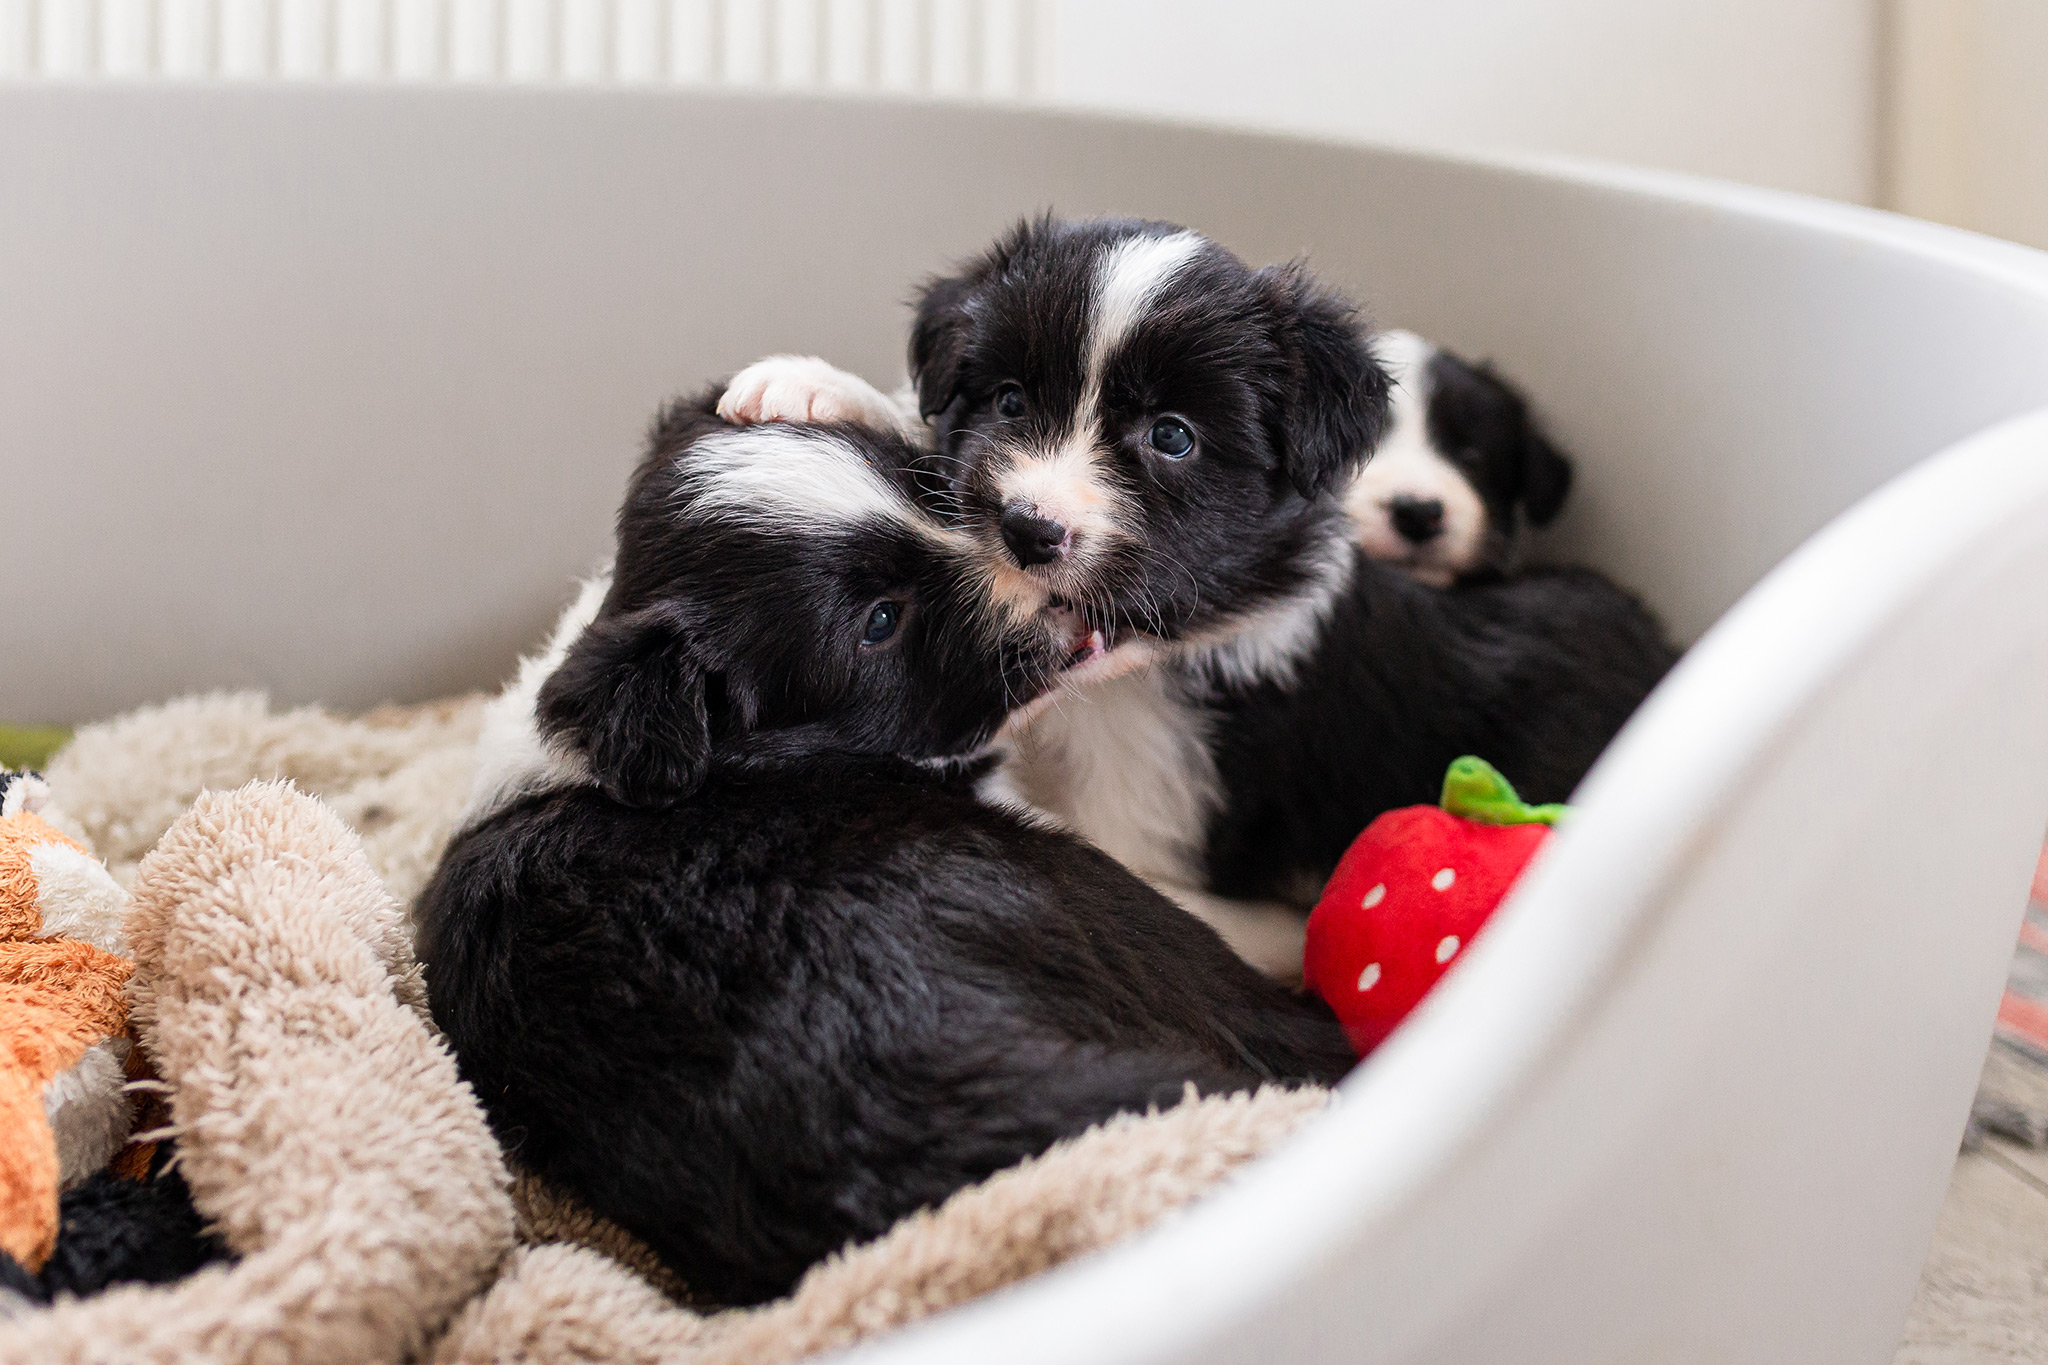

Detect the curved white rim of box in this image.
[859,153,2048,1365]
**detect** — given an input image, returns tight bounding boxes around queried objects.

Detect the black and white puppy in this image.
[720,217,1674,975]
[1345,330,1573,585]
[418,392,1356,1307]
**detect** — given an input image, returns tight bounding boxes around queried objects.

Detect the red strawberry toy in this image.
[1304,757,1568,1056]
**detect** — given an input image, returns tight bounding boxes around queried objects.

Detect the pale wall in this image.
[1046,0,1883,204]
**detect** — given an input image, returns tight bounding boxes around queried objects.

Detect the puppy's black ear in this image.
[537,606,713,807]
[1258,265,1392,499]
[910,272,976,421]
[1519,426,1574,527]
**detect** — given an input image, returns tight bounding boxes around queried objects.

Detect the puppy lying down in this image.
[416,393,1354,1306]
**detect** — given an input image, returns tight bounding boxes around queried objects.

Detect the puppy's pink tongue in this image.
[1045,601,1115,670]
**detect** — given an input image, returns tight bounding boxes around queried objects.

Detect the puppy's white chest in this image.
[1002,668,1218,886]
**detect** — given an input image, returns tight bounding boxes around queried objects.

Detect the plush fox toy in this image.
[0,771,135,1274]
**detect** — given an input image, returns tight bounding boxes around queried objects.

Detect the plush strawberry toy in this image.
[1304,757,1568,1056]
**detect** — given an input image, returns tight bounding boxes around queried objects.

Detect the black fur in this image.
[423,767,1354,1305]
[1261,263,1390,499]
[1202,558,1677,900]
[1422,347,1575,576]
[537,393,1066,803]
[419,397,1355,1306]
[5,1150,227,1305]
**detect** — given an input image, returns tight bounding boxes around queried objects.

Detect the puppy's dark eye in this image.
[1147,417,1195,459]
[860,601,902,646]
[994,385,1027,419]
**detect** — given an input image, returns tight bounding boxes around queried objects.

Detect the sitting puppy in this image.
[719,216,1675,974]
[1345,329,1573,585]
[417,392,1356,1307]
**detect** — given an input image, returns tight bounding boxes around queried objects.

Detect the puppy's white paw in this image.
[717,355,906,431]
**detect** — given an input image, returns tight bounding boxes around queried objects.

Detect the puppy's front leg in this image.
[718,355,923,438]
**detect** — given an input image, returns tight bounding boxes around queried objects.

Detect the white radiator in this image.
[0,0,1047,96]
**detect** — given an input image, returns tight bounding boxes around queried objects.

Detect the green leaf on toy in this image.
[1439,755,1570,827]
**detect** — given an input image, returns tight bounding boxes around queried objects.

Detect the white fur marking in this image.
[31,844,129,955]
[987,232,1204,589]
[1004,663,1219,889]
[460,573,608,829]
[1345,330,1488,585]
[996,232,1204,565]
[1084,231,1205,413]
[1176,528,1355,692]
[684,425,913,532]
[683,425,973,558]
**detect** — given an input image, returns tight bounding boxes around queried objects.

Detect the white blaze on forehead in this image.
[1355,330,1435,470]
[677,424,968,553]
[1342,329,1489,583]
[1081,230,1206,417]
[993,230,1202,566]
[680,423,1033,629]
[1371,328,1434,396]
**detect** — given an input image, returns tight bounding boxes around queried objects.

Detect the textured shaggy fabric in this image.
[436,1085,1330,1365]
[15,798,138,1193]
[0,781,515,1365]
[0,805,135,1274]
[509,1171,695,1306]
[45,691,483,913]
[40,1042,130,1192]
[0,775,88,846]
[19,698,1341,1362]
[0,984,119,1271]
[434,1243,709,1365]
[0,810,87,939]
[28,843,129,956]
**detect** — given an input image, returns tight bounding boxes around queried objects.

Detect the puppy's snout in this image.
[1000,505,1071,568]
[1388,495,1446,545]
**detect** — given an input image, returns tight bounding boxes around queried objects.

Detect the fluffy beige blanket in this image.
[0,695,1328,1363]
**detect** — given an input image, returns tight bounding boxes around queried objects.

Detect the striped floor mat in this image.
[1969,847,2048,1147]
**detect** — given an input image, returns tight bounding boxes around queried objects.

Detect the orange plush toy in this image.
[0,772,135,1274]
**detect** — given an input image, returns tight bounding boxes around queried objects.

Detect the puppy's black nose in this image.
[1389,495,1446,544]
[1000,506,1070,567]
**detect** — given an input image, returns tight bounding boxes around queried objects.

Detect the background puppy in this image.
[1197,561,1673,906]
[720,216,1673,976]
[418,392,1356,1306]
[1345,330,1574,585]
